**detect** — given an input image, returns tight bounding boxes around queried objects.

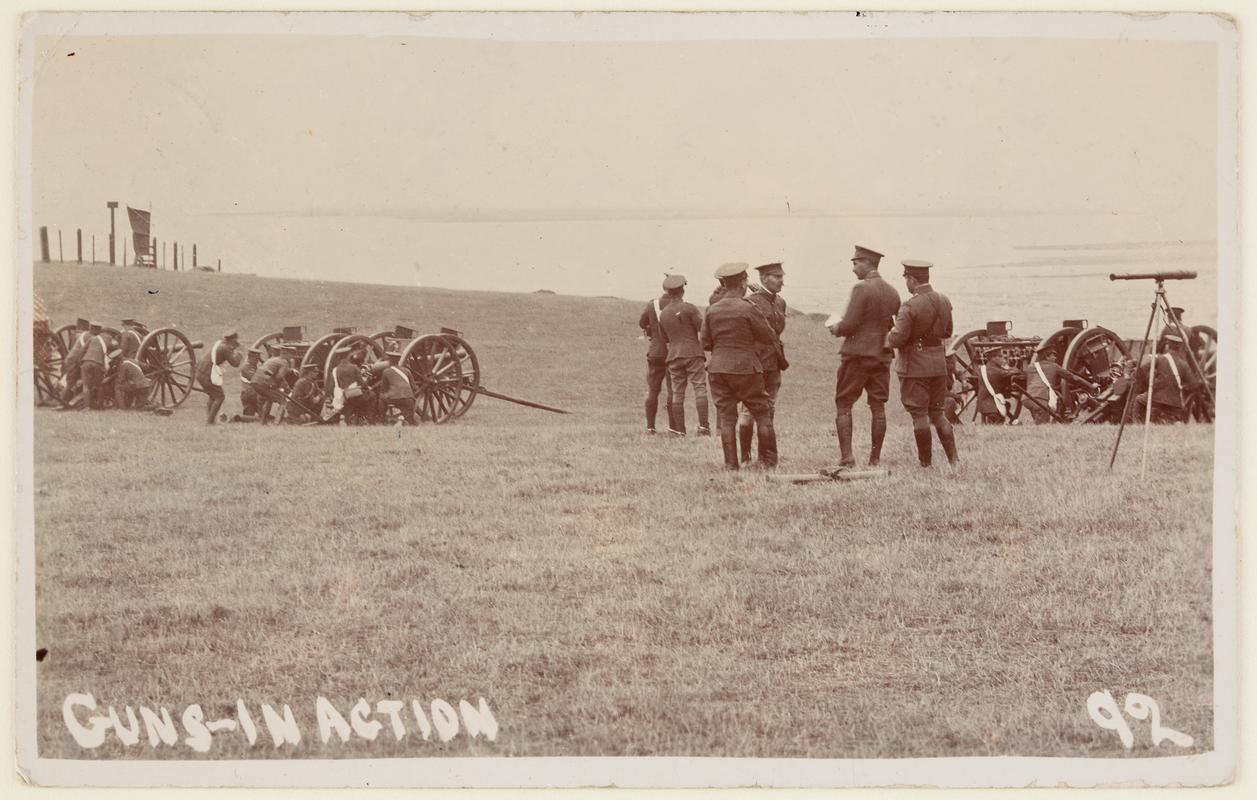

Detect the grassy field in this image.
[30,262,1214,760]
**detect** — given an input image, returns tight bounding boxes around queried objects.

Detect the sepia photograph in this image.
[13,8,1239,789]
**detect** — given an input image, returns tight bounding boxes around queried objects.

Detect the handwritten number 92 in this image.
[1086,691,1194,749]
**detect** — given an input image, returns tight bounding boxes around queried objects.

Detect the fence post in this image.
[76,229,83,263]
[92,235,96,264]
[217,258,221,273]
[107,201,118,265]
[38,226,49,261]
[193,243,197,269]
[174,241,178,271]
[58,229,63,262]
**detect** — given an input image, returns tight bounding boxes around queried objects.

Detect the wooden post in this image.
[38,226,49,261]
[92,235,96,264]
[193,243,197,269]
[76,229,83,263]
[217,258,221,273]
[173,241,178,271]
[58,229,63,262]
[162,241,166,269]
[107,201,118,265]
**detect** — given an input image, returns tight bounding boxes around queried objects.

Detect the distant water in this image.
[178,213,1221,339]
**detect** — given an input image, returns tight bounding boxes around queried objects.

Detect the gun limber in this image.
[768,466,890,485]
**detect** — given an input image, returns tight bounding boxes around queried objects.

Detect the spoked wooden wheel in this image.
[251,331,285,358]
[138,327,197,408]
[324,334,386,378]
[439,334,480,418]
[301,333,347,386]
[1183,324,1217,423]
[946,330,985,421]
[33,326,66,405]
[369,329,413,358]
[1063,326,1130,397]
[1034,326,1085,364]
[401,334,464,423]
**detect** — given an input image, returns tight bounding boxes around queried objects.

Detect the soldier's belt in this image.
[910,338,943,349]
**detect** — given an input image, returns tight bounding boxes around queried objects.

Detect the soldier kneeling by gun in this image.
[369,359,419,425]
[250,353,294,424]
[112,337,157,411]
[285,362,324,424]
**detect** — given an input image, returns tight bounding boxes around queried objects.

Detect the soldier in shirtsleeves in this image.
[196,330,243,424]
[656,274,710,436]
[638,276,677,434]
[79,322,112,411]
[700,262,779,470]
[828,245,902,467]
[886,260,960,468]
[738,262,788,463]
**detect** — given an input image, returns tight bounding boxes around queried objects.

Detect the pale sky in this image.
[30,24,1221,314]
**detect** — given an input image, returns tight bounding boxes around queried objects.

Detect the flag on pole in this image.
[127,206,153,266]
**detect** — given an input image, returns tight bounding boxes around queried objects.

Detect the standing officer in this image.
[79,322,111,410]
[828,245,901,467]
[657,274,710,436]
[738,262,788,462]
[700,262,779,470]
[887,260,960,467]
[638,277,676,434]
[196,330,243,424]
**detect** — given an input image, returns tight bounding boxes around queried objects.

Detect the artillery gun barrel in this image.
[1109,271,1197,281]
[476,387,570,414]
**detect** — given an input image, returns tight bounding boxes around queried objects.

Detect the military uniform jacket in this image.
[833,272,901,362]
[638,295,674,359]
[746,288,787,371]
[327,362,362,394]
[289,376,321,408]
[82,334,110,367]
[63,332,89,373]
[379,365,416,400]
[887,285,953,377]
[252,356,290,390]
[1024,361,1087,400]
[1136,352,1197,408]
[115,359,152,391]
[700,296,777,374]
[657,301,705,360]
[976,364,1017,415]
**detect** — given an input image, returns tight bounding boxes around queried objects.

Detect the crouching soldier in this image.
[236,346,264,420]
[112,346,156,410]
[976,350,1020,425]
[286,363,324,423]
[251,353,294,424]
[371,360,419,424]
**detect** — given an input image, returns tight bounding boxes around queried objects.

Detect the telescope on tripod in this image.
[1107,270,1215,475]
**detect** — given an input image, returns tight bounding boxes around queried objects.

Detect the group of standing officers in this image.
[639,246,961,471]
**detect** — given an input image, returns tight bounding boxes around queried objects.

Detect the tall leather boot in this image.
[914,426,934,467]
[936,420,959,465]
[720,426,740,470]
[671,403,686,435]
[836,411,855,467]
[756,420,779,469]
[738,422,754,464]
[869,409,887,466]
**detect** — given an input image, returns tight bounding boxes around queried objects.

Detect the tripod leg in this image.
[1109,295,1159,470]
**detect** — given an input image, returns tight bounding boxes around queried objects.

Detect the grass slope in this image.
[31,263,1214,759]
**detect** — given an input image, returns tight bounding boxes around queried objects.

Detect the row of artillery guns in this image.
[33,319,565,421]
[947,318,1219,424]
